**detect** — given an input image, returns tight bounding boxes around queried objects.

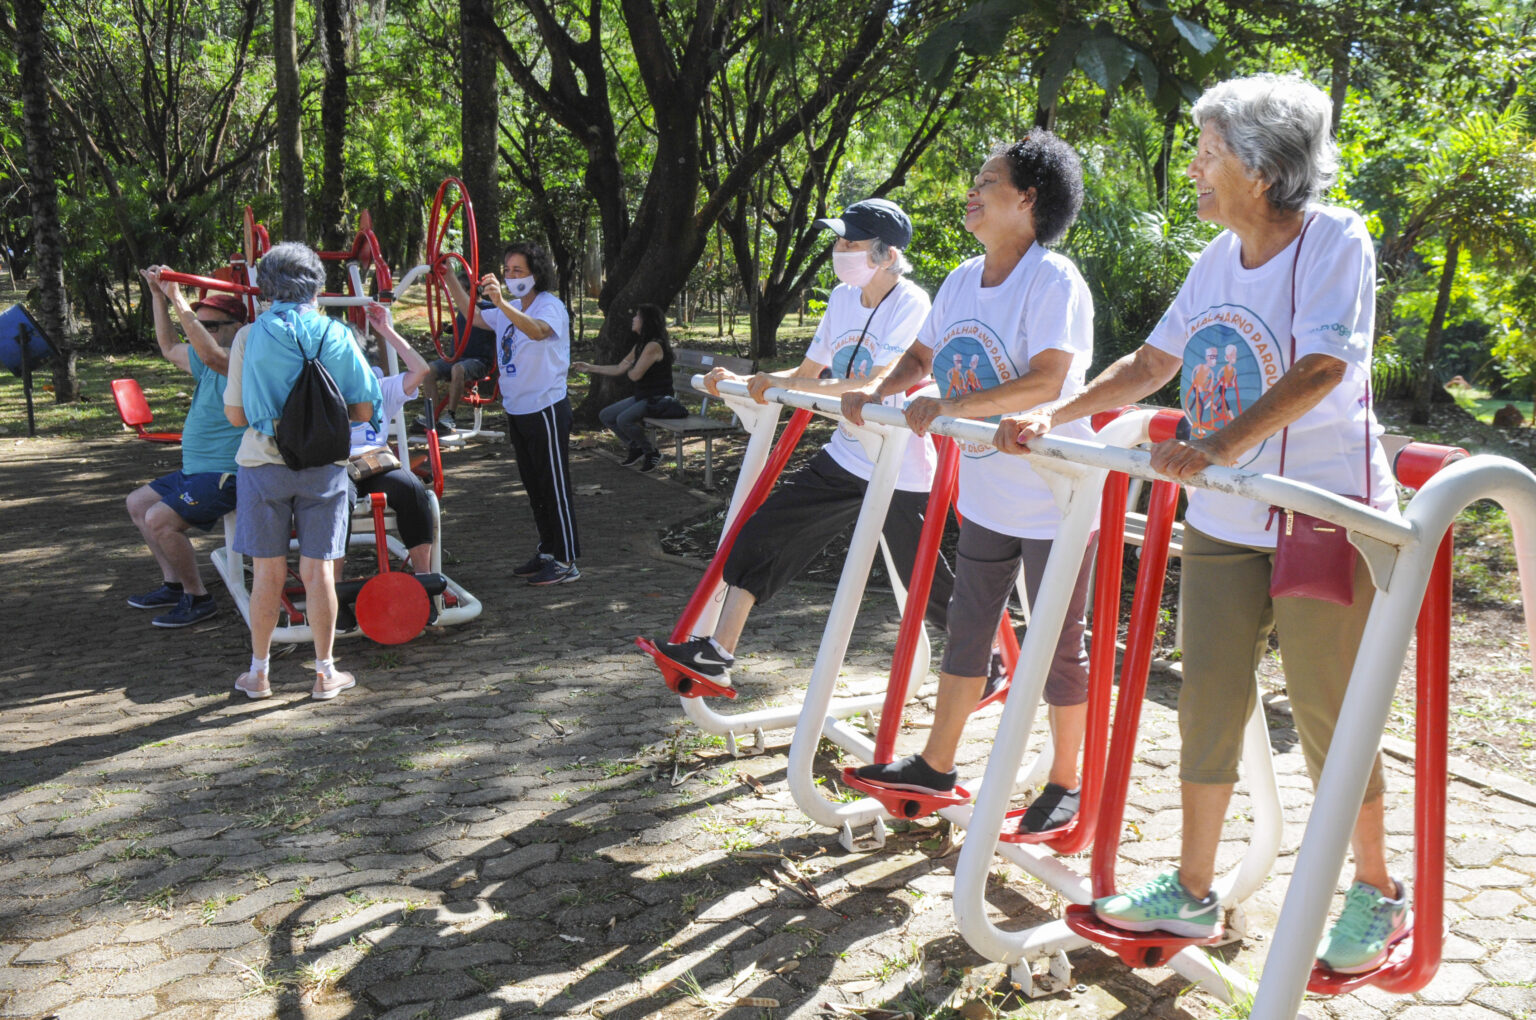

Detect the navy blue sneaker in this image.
[513,552,550,577]
[128,583,182,610]
[528,560,580,586]
[152,593,218,628]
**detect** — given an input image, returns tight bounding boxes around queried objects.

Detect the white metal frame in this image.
[724,380,1536,1013]
[668,386,939,759]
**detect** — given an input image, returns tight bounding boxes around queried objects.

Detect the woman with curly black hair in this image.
[841,130,1096,836]
[446,241,581,585]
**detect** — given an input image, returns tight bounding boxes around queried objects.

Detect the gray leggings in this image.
[940,519,1094,707]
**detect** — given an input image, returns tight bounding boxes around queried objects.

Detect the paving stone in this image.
[52,996,160,1020]
[162,973,249,1003]
[13,927,104,964]
[1414,961,1488,1004]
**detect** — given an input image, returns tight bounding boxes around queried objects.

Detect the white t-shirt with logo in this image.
[806,277,936,492]
[483,291,570,415]
[1145,205,1395,548]
[916,244,1095,539]
[349,369,413,456]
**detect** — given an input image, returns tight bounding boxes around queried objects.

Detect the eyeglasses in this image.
[195,318,239,329]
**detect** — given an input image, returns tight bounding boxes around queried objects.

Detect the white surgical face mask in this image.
[832,250,879,288]
[505,276,534,298]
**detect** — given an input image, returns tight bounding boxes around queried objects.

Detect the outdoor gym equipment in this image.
[163,247,484,645]
[944,424,1536,1013]
[638,384,946,758]
[110,378,182,444]
[420,179,500,445]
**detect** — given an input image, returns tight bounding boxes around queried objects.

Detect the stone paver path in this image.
[1,434,1533,1019]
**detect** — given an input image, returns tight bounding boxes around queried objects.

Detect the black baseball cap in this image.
[815,198,912,249]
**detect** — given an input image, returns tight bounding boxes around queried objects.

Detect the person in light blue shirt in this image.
[224,242,381,702]
[125,271,248,629]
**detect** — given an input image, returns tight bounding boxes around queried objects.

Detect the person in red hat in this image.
[124,268,250,628]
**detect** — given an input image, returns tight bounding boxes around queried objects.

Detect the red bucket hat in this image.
[191,290,249,323]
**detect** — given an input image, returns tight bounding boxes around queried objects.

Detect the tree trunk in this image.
[1411,238,1460,425]
[1153,106,1181,208]
[318,0,348,255]
[14,0,78,402]
[1328,43,1351,138]
[460,0,500,275]
[274,0,306,241]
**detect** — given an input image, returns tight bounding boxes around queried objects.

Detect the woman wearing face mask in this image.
[644,198,955,690]
[445,242,580,586]
[840,133,1096,836]
[573,303,687,473]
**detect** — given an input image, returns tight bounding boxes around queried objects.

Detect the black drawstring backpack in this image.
[274,316,352,470]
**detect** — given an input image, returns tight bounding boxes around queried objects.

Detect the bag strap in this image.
[1275,212,1318,480]
[1274,212,1374,499]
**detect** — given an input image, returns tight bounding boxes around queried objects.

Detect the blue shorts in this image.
[430,357,491,382]
[150,470,238,530]
[232,462,352,560]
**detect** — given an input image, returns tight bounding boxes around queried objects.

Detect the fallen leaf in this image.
[558,933,585,943]
[840,979,880,994]
[737,771,768,795]
[773,960,799,975]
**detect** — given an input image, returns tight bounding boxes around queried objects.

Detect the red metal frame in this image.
[1063,476,1219,965]
[424,178,481,362]
[637,407,816,697]
[1308,441,1465,995]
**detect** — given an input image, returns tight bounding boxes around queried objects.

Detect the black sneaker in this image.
[620,447,645,467]
[1018,782,1080,834]
[527,560,580,586]
[639,452,661,473]
[435,417,456,436]
[982,650,1008,701]
[853,754,957,795]
[651,636,733,685]
[152,593,218,628]
[513,552,550,577]
[128,583,183,610]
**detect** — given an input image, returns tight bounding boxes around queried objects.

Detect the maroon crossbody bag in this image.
[1266,214,1372,606]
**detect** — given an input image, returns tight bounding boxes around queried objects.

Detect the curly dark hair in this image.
[502,241,558,294]
[990,131,1084,247]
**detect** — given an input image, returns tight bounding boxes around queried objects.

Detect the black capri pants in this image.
[723,448,952,630]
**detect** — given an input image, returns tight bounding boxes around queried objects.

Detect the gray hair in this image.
[869,238,913,276]
[257,242,326,304]
[1191,74,1338,213]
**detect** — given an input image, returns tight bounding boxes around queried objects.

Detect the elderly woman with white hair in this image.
[224,242,382,702]
[1008,74,1403,972]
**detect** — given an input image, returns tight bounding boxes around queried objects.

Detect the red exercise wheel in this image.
[424,178,480,361]
[356,572,431,645]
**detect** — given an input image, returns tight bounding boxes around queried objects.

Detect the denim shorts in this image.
[232,462,351,560]
[150,470,237,530]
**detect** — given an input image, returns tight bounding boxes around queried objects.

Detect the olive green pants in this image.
[1177,526,1386,799]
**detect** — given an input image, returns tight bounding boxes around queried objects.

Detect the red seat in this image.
[111,378,182,443]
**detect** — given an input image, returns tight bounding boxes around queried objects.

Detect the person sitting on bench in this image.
[124,268,248,628]
[574,303,687,473]
[644,198,954,688]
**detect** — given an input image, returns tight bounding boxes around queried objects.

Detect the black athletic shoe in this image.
[1018,782,1080,834]
[981,650,1008,701]
[853,754,958,795]
[639,452,661,473]
[128,582,183,610]
[513,552,550,577]
[652,636,733,685]
[620,447,645,467]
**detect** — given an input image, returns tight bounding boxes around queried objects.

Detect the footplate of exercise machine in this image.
[635,637,738,700]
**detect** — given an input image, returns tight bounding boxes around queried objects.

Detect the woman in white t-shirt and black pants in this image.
[446,243,580,586]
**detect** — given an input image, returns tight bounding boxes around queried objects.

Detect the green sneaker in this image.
[1092,871,1221,937]
[1317,880,1411,974]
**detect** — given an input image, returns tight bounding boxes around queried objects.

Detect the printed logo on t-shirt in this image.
[931,319,1015,459]
[1178,304,1285,467]
[498,327,519,379]
[827,331,878,382]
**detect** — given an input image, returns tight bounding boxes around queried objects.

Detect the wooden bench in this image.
[644,349,754,489]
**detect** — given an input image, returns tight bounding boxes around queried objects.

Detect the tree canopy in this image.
[3,0,1533,413]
